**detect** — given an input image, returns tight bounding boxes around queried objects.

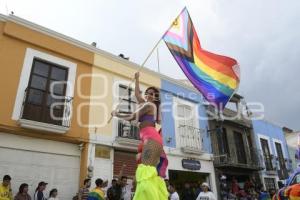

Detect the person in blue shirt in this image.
[257,185,271,200]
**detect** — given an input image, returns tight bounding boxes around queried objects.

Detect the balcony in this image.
[277,168,289,180]
[213,148,264,170]
[206,105,252,128]
[249,148,265,170]
[262,155,277,175]
[19,88,72,134]
[178,125,205,155]
[115,119,140,147]
[264,155,289,178]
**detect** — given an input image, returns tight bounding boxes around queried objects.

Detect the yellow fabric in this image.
[133,164,168,200]
[194,54,238,89]
[0,184,12,200]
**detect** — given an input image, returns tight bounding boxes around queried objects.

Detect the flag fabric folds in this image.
[163,8,240,110]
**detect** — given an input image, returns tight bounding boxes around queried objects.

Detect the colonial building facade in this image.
[161,79,217,194]
[87,51,217,193]
[87,49,161,187]
[0,14,95,199]
[284,128,299,170]
[252,120,292,191]
[0,13,295,200]
[209,96,264,197]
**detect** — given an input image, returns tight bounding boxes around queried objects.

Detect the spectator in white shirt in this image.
[196,182,216,200]
[168,183,180,200]
[48,188,59,200]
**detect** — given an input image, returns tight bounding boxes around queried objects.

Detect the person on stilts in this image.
[111,72,168,200]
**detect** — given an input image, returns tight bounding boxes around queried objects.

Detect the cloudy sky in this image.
[1,0,299,130]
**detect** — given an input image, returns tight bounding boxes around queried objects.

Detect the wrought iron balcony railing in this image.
[213,147,264,170]
[117,119,140,140]
[178,125,205,154]
[20,88,72,128]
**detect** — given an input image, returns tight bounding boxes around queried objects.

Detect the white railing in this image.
[117,119,140,140]
[178,125,204,153]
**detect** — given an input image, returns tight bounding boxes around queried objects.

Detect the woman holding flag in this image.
[111,5,240,199]
[111,72,168,200]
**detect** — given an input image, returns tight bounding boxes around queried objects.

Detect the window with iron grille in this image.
[117,85,139,139]
[118,85,137,114]
[275,142,288,179]
[260,138,273,170]
[234,131,247,164]
[264,177,276,191]
[22,58,68,126]
[217,128,230,156]
[275,142,286,170]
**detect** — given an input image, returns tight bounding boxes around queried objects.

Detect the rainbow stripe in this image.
[163,8,240,110]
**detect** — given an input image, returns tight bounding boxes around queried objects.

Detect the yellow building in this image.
[0,14,94,199]
[88,48,161,185]
[0,12,218,198]
[0,13,162,198]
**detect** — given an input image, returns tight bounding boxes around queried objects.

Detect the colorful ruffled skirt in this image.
[133,164,168,200]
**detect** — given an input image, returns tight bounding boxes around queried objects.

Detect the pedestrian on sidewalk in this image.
[77,178,91,200]
[33,181,47,200]
[257,185,271,200]
[196,182,216,200]
[182,182,195,200]
[14,183,31,200]
[116,164,131,200]
[87,178,107,200]
[48,189,59,200]
[168,184,179,200]
[0,175,13,200]
[106,179,118,200]
[194,182,202,198]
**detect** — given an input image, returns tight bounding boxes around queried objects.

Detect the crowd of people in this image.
[72,175,217,200]
[0,175,59,200]
[168,182,216,200]
[0,173,218,200]
[219,176,276,200]
[0,75,281,200]
[0,173,282,200]
[74,174,279,200]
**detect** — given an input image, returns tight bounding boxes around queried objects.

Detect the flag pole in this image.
[107,7,186,124]
[135,7,187,69]
[106,38,163,124]
[156,47,160,73]
[140,38,163,67]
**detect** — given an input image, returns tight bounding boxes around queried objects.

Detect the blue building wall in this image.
[160,79,211,153]
[252,120,290,159]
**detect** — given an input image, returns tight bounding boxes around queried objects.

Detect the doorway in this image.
[168,170,209,196]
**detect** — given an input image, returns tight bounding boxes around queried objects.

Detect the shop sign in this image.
[182,159,201,170]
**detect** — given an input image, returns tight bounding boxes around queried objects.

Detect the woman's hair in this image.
[145,87,160,122]
[35,182,45,192]
[95,178,103,187]
[18,183,28,194]
[35,185,39,192]
[49,188,57,197]
[83,178,91,185]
